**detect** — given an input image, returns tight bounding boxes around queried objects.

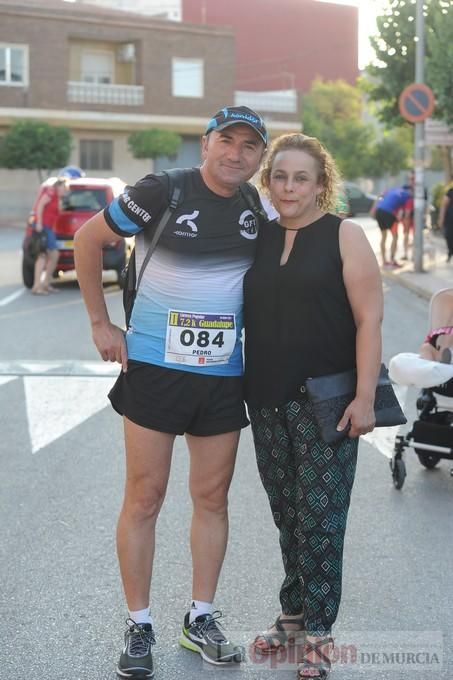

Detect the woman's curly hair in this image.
[259,133,341,212]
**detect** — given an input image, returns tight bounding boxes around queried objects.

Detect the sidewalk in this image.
[365,222,453,301]
[382,251,453,300]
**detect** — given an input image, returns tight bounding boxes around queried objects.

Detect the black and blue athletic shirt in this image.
[104,168,259,376]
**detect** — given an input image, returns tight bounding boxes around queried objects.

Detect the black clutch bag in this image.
[305,363,407,445]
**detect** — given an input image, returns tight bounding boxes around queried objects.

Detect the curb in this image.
[380,268,433,301]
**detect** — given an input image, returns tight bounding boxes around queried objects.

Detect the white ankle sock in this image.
[128,607,153,626]
[189,599,213,624]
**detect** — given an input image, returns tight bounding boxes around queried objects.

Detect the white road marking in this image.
[0,288,26,306]
[362,385,409,458]
[24,375,115,454]
[362,428,398,459]
[19,361,69,375]
[2,362,410,458]
[0,376,16,386]
[0,359,120,376]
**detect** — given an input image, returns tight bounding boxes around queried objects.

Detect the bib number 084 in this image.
[165,310,236,365]
[180,330,225,348]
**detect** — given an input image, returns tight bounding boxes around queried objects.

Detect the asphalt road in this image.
[0,221,452,680]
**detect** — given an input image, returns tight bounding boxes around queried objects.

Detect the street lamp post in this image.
[413,0,425,273]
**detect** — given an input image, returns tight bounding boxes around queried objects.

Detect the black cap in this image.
[205,106,268,146]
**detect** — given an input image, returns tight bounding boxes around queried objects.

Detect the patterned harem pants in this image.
[249,396,359,636]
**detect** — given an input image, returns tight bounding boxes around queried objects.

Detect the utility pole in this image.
[413,0,425,273]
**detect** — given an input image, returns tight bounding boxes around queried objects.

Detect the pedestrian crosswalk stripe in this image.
[0,360,119,376]
[0,376,16,387]
[363,428,398,459]
[0,362,409,458]
[24,376,115,454]
[0,361,118,455]
[0,288,26,306]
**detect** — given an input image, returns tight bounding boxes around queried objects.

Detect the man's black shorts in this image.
[375,207,397,231]
[108,360,249,436]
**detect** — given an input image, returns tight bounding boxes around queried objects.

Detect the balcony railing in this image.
[67,81,144,106]
[235,89,298,114]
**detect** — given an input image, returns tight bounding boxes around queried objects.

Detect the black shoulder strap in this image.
[239,181,269,223]
[161,167,186,208]
[135,168,186,292]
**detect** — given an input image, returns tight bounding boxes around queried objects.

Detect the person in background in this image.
[370,183,412,269]
[243,133,383,679]
[438,181,453,262]
[31,178,68,295]
[74,106,267,678]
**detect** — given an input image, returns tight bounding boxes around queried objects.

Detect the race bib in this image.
[165,310,236,366]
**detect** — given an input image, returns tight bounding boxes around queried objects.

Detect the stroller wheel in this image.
[391,458,406,490]
[416,452,440,469]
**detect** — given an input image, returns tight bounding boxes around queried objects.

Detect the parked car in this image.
[22,176,126,288]
[344,182,377,216]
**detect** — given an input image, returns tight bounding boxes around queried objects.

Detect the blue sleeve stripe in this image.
[107,198,142,235]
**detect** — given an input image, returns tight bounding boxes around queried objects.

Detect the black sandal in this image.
[297,636,333,678]
[253,614,305,654]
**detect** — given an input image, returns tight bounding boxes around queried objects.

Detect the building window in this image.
[0,44,28,86]
[81,51,114,84]
[80,140,113,171]
[172,58,204,98]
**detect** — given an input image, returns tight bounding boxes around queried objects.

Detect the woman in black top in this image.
[244,134,383,679]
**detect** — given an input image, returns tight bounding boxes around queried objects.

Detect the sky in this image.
[317,0,388,69]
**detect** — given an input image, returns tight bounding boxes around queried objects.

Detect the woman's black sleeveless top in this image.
[244,214,357,408]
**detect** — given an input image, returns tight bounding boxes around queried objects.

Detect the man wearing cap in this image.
[74,106,267,677]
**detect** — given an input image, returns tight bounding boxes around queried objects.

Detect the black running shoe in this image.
[179,611,244,665]
[117,619,156,679]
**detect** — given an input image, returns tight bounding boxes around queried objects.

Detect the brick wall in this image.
[0,5,235,115]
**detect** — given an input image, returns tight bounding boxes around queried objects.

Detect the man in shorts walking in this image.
[74,106,267,678]
[370,183,412,268]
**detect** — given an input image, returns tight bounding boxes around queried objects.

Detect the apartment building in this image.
[183,0,359,92]
[0,0,300,217]
[78,0,359,92]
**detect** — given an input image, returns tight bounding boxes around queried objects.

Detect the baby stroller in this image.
[389,288,453,489]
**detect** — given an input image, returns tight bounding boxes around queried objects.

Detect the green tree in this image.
[364,1,453,178]
[364,1,453,129]
[364,1,422,127]
[427,3,453,178]
[0,120,72,181]
[428,2,453,126]
[302,78,362,124]
[323,118,375,180]
[365,127,412,177]
[303,79,375,179]
[128,128,182,161]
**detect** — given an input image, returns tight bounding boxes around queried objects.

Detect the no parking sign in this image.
[398,83,435,123]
